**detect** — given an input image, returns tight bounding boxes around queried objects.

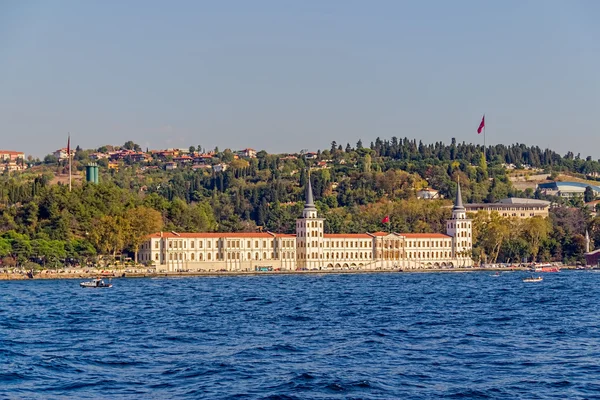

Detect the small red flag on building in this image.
[477,115,485,134]
[382,215,390,224]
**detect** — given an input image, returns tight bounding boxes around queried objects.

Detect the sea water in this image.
[2,271,600,399]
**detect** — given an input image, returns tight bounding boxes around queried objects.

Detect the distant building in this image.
[236,148,257,158]
[129,152,151,163]
[537,181,600,198]
[173,155,193,163]
[0,150,24,162]
[0,150,25,172]
[417,188,440,199]
[166,148,189,155]
[89,152,109,160]
[153,150,177,159]
[53,148,75,160]
[585,249,600,267]
[196,153,217,162]
[213,163,228,173]
[2,162,25,172]
[165,162,177,170]
[465,198,550,219]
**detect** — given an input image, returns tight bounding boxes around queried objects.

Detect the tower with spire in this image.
[446,179,473,265]
[296,170,325,269]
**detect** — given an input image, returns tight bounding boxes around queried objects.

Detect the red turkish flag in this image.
[382,215,390,224]
[477,115,485,134]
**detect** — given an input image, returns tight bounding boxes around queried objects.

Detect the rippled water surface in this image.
[2,271,600,399]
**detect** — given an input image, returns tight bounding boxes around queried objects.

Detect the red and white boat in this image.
[533,263,560,273]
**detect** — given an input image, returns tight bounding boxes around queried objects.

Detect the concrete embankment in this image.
[0,266,577,281]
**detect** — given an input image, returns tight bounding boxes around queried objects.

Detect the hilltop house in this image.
[0,150,25,172]
[236,148,257,158]
[53,148,75,160]
[0,150,24,162]
[213,163,228,173]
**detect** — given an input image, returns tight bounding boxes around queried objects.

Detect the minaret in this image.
[296,170,325,269]
[586,230,590,253]
[303,171,317,217]
[451,177,466,219]
[446,179,472,265]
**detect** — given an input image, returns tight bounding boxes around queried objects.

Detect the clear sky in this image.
[1,0,599,158]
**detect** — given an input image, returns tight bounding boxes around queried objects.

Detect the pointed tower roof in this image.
[586,229,590,253]
[454,178,465,211]
[305,170,316,209]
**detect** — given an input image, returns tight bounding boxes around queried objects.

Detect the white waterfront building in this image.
[139,177,473,272]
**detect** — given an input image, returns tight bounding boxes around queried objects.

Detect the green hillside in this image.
[1,138,599,268]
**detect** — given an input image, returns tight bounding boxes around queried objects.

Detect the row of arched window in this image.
[448,222,470,229]
[169,253,212,261]
[406,240,451,248]
[300,252,374,260]
[407,251,450,259]
[297,220,322,228]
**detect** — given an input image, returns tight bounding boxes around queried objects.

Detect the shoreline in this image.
[0,266,579,281]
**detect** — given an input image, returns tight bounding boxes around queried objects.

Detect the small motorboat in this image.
[491,272,501,277]
[80,278,112,288]
[523,276,543,283]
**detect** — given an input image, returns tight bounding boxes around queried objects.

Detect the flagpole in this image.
[68,133,72,192]
[483,113,486,161]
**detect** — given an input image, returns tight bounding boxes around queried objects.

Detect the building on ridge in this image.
[139,174,473,272]
[537,181,600,198]
[465,198,550,219]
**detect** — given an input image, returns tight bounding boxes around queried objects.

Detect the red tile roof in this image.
[147,232,275,239]
[146,232,451,240]
[146,231,297,239]
[0,150,24,155]
[324,234,372,238]
[400,233,451,239]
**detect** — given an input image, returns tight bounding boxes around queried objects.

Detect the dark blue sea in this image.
[2,271,600,399]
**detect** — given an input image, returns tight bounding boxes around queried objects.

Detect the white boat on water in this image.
[523,276,543,283]
[80,278,112,288]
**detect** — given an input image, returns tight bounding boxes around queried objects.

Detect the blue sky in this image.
[1,1,599,158]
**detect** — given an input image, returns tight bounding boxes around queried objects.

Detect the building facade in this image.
[0,150,24,162]
[537,181,600,198]
[139,177,474,271]
[53,148,75,160]
[465,198,550,219]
